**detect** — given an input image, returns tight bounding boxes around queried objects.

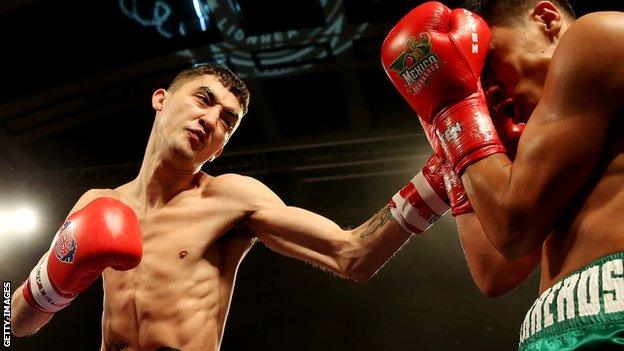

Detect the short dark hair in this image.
[168,64,250,114]
[462,0,576,26]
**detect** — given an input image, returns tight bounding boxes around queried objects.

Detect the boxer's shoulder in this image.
[547,12,624,103]
[68,188,122,215]
[84,188,121,199]
[573,11,624,30]
[208,173,268,193]
[206,173,283,209]
[559,12,624,64]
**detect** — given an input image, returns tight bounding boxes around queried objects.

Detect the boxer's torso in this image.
[96,173,255,351]
[540,113,624,292]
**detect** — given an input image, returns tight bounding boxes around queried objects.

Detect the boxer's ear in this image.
[152,88,167,112]
[532,1,563,40]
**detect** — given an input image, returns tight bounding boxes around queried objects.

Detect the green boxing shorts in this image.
[519,252,624,350]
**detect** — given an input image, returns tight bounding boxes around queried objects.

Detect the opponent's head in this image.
[150,64,250,168]
[463,0,575,123]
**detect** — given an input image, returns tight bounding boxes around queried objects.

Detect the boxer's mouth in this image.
[186,128,206,144]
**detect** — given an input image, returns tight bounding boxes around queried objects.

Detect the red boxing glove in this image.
[389,153,450,234]
[382,1,505,174]
[23,198,142,313]
[490,105,525,159]
[441,164,473,216]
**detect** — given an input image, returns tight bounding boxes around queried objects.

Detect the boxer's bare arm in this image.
[456,213,540,297]
[252,204,409,281]
[11,189,114,337]
[462,13,624,259]
[221,175,410,281]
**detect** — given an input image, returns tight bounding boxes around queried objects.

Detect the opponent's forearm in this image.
[11,285,53,337]
[462,154,545,259]
[456,212,540,297]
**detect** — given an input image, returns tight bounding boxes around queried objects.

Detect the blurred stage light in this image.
[0,207,38,235]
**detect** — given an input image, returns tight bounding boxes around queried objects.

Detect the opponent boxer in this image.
[382,1,624,349]
[11,64,452,350]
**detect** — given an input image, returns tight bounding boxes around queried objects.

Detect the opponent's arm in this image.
[445,164,541,297]
[456,212,541,297]
[380,2,540,293]
[11,190,142,337]
[462,13,624,258]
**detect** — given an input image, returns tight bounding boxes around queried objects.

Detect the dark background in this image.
[1,0,622,350]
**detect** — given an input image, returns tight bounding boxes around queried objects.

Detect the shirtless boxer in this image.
[11,64,452,350]
[382,1,624,349]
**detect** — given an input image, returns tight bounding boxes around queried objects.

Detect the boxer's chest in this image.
[103,191,250,296]
[136,195,242,257]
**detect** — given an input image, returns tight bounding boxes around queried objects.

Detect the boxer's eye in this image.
[198,94,212,106]
[221,112,239,130]
[196,87,216,106]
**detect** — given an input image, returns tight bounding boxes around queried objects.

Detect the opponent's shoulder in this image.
[572,11,624,32]
[557,12,624,78]
[549,12,624,101]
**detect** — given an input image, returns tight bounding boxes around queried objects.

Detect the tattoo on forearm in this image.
[360,206,392,238]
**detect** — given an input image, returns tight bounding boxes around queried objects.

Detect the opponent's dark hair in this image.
[462,0,576,26]
[168,64,250,114]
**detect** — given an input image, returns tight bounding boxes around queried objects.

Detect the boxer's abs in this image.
[98,187,253,350]
[101,260,232,351]
[541,130,624,292]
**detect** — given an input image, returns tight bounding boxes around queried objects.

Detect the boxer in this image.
[11,64,451,350]
[382,1,624,349]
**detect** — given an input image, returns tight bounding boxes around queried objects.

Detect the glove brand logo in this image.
[441,122,463,142]
[462,10,480,54]
[387,33,441,94]
[54,221,77,264]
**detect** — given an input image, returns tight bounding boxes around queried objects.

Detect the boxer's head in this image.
[464,0,575,123]
[462,0,575,158]
[150,64,249,167]
[465,0,574,122]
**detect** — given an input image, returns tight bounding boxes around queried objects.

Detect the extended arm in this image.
[224,156,450,282]
[250,202,409,281]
